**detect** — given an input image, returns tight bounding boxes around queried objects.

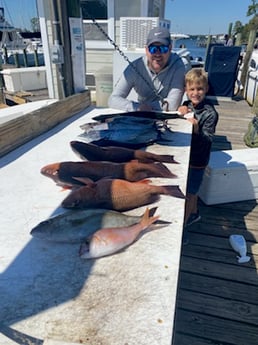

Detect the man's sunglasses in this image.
[148,45,170,54]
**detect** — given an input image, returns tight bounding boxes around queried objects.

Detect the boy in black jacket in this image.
[178,68,219,229]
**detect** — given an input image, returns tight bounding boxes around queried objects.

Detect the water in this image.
[173,38,206,62]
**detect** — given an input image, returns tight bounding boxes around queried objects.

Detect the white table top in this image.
[0,106,192,345]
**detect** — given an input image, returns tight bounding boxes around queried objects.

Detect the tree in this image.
[247,0,258,17]
[232,21,243,35]
[31,17,40,32]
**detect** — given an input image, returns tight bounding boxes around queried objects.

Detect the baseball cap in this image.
[146,27,171,46]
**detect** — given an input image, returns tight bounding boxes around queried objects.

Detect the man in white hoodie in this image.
[108,27,186,112]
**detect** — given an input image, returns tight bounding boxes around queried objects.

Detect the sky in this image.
[0,0,38,30]
[165,0,253,35]
[1,0,254,35]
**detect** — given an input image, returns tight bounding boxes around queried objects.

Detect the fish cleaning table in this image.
[0,106,192,345]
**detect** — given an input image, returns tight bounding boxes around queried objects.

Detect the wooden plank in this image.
[173,333,227,345]
[181,242,256,267]
[183,233,258,256]
[188,222,258,242]
[177,289,258,326]
[180,256,258,285]
[178,272,258,305]
[173,309,258,345]
[0,90,91,157]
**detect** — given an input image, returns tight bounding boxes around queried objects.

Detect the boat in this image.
[0,6,44,66]
[240,48,258,105]
[170,33,190,42]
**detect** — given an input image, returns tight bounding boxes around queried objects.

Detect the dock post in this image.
[34,49,39,66]
[23,48,28,67]
[0,54,5,105]
[14,53,20,68]
[3,47,8,64]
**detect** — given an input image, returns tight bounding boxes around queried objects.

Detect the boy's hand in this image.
[178,105,191,115]
[187,117,199,133]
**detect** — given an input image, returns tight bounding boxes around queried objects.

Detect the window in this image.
[81,0,114,49]
[81,0,108,20]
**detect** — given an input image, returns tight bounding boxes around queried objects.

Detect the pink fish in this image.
[79,207,159,259]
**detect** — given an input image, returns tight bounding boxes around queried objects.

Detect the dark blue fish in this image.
[77,116,175,148]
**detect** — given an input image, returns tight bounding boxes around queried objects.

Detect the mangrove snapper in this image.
[61,178,185,211]
[40,160,177,187]
[79,208,159,259]
[70,141,179,164]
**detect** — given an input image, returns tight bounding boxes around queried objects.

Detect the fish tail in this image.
[161,185,185,199]
[153,162,178,178]
[148,206,158,217]
[158,154,180,164]
[140,208,160,229]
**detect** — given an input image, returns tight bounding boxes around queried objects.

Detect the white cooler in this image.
[198,148,258,205]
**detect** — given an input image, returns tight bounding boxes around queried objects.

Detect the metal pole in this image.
[56,0,74,96]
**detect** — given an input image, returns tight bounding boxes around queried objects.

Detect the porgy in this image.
[40,160,177,187]
[61,178,185,211]
[79,208,159,259]
[70,140,179,164]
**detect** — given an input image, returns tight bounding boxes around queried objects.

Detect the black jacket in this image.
[183,100,219,167]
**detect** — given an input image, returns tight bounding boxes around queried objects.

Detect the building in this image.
[80,0,168,91]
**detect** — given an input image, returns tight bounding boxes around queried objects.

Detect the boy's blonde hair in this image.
[185,68,208,90]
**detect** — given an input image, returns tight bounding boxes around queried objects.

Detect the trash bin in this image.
[95,68,113,107]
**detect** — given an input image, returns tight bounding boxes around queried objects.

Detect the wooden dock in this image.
[173,96,258,345]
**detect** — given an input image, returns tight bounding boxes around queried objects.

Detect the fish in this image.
[77,116,159,148]
[91,111,182,122]
[79,207,160,259]
[76,128,158,149]
[77,115,179,149]
[30,207,169,243]
[70,141,179,164]
[40,160,177,187]
[61,178,185,211]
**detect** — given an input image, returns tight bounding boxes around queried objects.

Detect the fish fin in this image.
[140,208,160,229]
[156,155,180,164]
[155,219,171,224]
[79,240,91,258]
[153,162,178,178]
[137,179,152,184]
[148,206,158,217]
[148,207,171,224]
[162,185,185,199]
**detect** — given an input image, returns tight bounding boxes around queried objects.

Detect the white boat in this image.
[0,6,44,66]
[170,33,190,42]
[242,49,258,105]
[0,7,26,51]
